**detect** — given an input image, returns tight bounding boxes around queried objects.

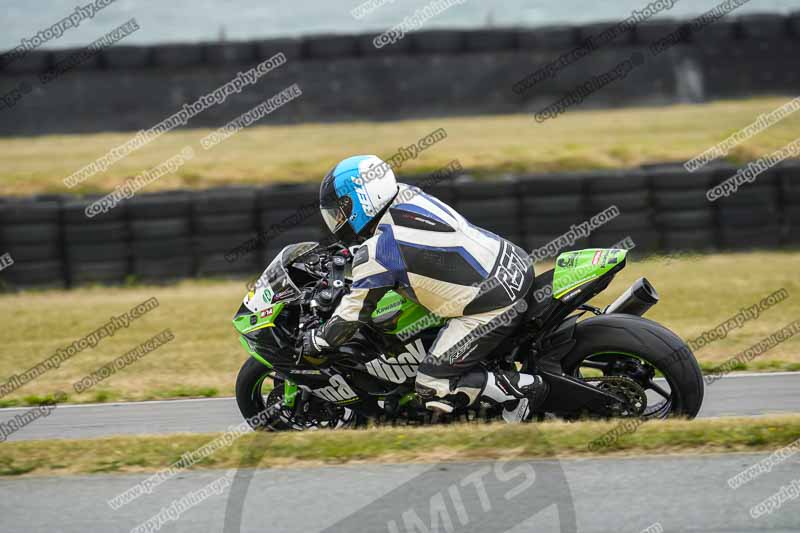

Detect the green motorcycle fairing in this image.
[552,248,628,300]
[370,290,444,335]
[233,289,442,367]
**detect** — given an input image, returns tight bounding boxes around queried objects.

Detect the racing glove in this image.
[301,329,328,356]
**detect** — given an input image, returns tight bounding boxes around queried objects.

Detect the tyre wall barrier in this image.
[1,162,799,289]
[2,13,800,136]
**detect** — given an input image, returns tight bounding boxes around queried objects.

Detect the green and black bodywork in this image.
[233,243,704,430]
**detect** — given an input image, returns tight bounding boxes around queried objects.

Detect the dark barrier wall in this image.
[1,13,799,135]
[1,161,799,289]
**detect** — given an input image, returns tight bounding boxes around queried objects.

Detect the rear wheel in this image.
[561,314,704,419]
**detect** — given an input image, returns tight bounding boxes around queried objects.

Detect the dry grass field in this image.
[0,97,798,195]
[1,415,797,477]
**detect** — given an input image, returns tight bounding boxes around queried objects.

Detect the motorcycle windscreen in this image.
[244,242,319,313]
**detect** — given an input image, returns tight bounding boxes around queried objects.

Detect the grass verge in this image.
[1,97,799,195]
[1,415,798,477]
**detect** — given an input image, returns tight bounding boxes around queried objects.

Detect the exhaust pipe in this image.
[605,277,659,317]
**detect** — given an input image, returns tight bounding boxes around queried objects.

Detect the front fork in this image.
[282,382,324,427]
[283,380,316,421]
[283,379,298,408]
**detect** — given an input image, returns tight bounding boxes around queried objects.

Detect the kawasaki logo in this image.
[365,339,426,384]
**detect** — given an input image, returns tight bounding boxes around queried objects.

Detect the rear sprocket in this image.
[584,376,647,417]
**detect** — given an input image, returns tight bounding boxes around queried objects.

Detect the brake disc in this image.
[584,376,648,417]
[266,387,356,430]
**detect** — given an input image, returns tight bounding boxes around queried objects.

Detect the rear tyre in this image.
[561,314,704,419]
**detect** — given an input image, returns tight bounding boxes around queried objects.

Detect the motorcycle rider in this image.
[303,155,549,422]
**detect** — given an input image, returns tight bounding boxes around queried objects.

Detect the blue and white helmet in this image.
[320,155,398,244]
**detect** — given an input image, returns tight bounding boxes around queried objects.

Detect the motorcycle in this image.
[232,242,704,430]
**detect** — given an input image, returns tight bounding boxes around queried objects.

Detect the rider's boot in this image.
[416,369,549,422]
[482,370,550,423]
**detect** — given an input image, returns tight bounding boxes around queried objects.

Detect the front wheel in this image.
[235,357,285,430]
[235,357,362,431]
[561,314,704,419]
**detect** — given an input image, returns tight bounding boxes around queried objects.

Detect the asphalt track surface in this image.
[3,372,800,442]
[1,373,799,532]
[1,454,799,532]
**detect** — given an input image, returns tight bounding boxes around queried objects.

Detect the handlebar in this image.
[293,247,352,361]
[295,245,353,326]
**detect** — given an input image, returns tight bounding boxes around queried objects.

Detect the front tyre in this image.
[235,357,284,430]
[561,314,704,419]
[235,357,363,430]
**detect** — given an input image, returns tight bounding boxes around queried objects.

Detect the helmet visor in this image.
[321,203,349,234]
[320,170,354,235]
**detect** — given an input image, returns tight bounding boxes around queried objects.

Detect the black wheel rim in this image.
[253,374,356,430]
[571,351,675,419]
